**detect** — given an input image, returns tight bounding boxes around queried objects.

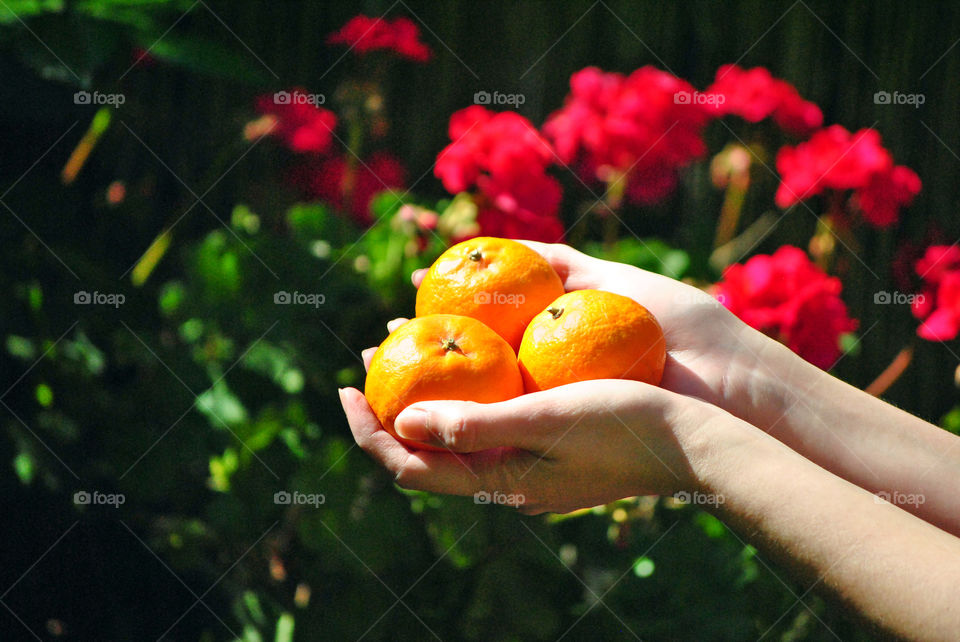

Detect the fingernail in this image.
[395,406,431,441]
[337,388,346,403]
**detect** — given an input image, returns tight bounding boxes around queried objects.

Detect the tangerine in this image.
[518,289,666,392]
[365,314,524,450]
[415,237,565,351]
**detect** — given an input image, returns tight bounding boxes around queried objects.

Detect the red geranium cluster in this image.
[289,152,407,226]
[435,106,564,242]
[911,245,960,341]
[327,15,431,62]
[714,246,858,369]
[542,66,711,205]
[254,89,337,155]
[775,125,921,227]
[705,64,823,136]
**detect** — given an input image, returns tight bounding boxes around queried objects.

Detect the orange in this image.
[415,237,565,351]
[365,314,524,450]
[518,289,666,392]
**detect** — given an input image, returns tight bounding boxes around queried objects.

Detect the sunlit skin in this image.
[341,241,960,640]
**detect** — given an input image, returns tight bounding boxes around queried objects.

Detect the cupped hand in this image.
[342,241,779,512]
[340,379,723,514]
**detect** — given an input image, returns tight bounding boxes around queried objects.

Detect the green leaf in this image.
[0,0,64,24]
[583,238,690,279]
[143,33,269,84]
[196,380,248,426]
[274,613,294,642]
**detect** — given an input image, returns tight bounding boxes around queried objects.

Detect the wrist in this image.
[723,325,831,433]
[662,394,767,496]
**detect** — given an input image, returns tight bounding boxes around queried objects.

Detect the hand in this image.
[340,379,729,514]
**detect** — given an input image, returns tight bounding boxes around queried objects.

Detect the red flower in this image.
[255,89,337,154]
[774,125,920,228]
[435,106,564,241]
[327,15,431,62]
[912,245,960,341]
[714,246,858,369]
[542,66,711,205]
[705,64,823,136]
[289,151,407,226]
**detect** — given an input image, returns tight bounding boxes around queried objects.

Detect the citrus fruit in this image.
[364,314,524,450]
[518,289,666,392]
[415,237,565,351]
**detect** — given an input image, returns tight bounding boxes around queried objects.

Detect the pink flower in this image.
[706,64,823,136]
[435,106,564,241]
[255,89,337,154]
[542,66,710,205]
[714,246,858,369]
[327,15,431,62]
[912,245,960,341]
[774,125,920,228]
[288,151,407,226]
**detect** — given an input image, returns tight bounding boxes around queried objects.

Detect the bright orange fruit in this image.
[518,289,666,392]
[365,314,524,450]
[415,237,565,351]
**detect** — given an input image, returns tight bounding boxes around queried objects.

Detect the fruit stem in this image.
[441,338,460,352]
[468,249,483,262]
[548,307,563,319]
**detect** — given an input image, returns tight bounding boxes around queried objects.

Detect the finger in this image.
[362,347,377,371]
[339,387,490,496]
[393,383,608,453]
[340,387,411,471]
[386,317,409,333]
[411,268,427,288]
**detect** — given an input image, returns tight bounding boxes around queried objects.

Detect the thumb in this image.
[394,395,556,453]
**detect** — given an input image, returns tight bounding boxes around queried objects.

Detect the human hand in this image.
[407,241,788,424]
[340,379,733,514]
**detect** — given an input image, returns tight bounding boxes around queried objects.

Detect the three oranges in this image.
[364,237,667,450]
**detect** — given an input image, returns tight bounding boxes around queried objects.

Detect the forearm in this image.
[690,415,960,641]
[731,331,960,536]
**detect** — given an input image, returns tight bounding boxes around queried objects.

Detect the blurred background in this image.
[1,1,958,639]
